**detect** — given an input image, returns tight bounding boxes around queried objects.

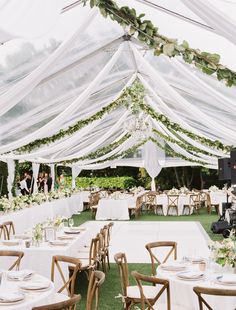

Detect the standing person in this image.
[58,174,65,191]
[46,173,53,192]
[26,172,34,194]
[43,173,48,194]
[20,175,29,195]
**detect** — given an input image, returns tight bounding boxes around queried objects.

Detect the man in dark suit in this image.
[46,173,53,192]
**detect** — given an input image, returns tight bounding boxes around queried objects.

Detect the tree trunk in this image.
[173,168,181,188]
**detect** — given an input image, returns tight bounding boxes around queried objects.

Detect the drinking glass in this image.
[68,218,74,227]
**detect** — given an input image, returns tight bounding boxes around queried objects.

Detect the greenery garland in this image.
[84,0,236,87]
[152,128,219,158]
[139,102,232,153]
[149,137,207,166]
[14,82,143,154]
[62,138,148,165]
[11,160,19,197]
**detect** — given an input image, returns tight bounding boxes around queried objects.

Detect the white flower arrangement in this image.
[179,186,189,194]
[130,186,144,195]
[0,189,76,214]
[210,232,236,267]
[209,185,219,192]
[168,187,179,195]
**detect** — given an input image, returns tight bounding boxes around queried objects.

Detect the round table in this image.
[156,264,236,310]
[0,273,54,309]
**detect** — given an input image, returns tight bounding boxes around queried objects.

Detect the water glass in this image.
[68,218,74,227]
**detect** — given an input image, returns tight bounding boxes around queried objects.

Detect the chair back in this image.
[145,193,157,204]
[32,294,81,310]
[2,221,15,240]
[51,255,81,297]
[86,270,105,310]
[131,271,170,310]
[167,195,179,207]
[189,194,200,206]
[89,193,100,207]
[0,250,24,270]
[104,222,113,248]
[88,237,100,269]
[193,286,236,310]
[0,225,7,240]
[145,241,177,276]
[114,252,129,297]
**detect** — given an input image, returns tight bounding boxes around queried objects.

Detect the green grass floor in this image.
[72,208,222,309]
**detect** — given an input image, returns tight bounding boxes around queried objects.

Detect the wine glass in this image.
[68,218,74,228]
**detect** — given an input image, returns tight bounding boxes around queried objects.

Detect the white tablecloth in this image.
[96,196,136,220]
[0,193,86,234]
[157,265,236,310]
[156,194,192,215]
[0,274,54,310]
[0,227,91,291]
[209,191,230,215]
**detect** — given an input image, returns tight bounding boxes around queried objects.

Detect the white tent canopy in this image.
[1,0,236,193]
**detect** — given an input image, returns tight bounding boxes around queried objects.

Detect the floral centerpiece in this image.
[0,196,11,212]
[130,186,145,195]
[209,185,219,192]
[168,187,179,195]
[210,233,236,269]
[179,186,189,194]
[32,223,44,246]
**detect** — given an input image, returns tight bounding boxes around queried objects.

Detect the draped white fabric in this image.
[32,162,40,194]
[144,140,164,191]
[0,0,63,43]
[0,1,236,174]
[6,158,15,198]
[49,164,55,191]
[71,166,82,189]
[181,0,236,46]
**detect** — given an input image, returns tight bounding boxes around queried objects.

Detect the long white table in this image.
[0,192,89,234]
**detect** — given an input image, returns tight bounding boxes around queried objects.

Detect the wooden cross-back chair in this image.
[131,271,170,310]
[167,195,179,216]
[114,252,162,310]
[145,241,177,276]
[32,294,81,310]
[2,221,15,239]
[0,224,7,240]
[206,193,220,215]
[193,286,236,310]
[86,270,105,310]
[72,236,100,281]
[89,192,100,218]
[190,194,201,214]
[144,192,157,214]
[0,250,24,270]
[103,222,113,271]
[96,230,106,272]
[51,255,81,297]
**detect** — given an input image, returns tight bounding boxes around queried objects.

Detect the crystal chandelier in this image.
[124,114,150,140]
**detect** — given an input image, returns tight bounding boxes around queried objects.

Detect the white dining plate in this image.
[216,275,236,286]
[57,235,74,240]
[177,271,205,281]
[0,291,25,304]
[2,240,21,246]
[19,281,50,291]
[7,269,34,281]
[49,240,68,246]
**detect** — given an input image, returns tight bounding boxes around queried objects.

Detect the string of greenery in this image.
[149,137,208,166]
[11,160,19,197]
[61,138,148,165]
[139,102,232,153]
[14,82,144,154]
[84,0,236,87]
[152,128,219,158]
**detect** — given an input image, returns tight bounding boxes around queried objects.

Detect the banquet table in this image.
[0,192,87,234]
[0,273,54,309]
[156,263,236,310]
[156,194,192,216]
[95,194,137,220]
[0,226,91,290]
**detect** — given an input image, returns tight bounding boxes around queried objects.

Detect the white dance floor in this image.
[82,221,210,263]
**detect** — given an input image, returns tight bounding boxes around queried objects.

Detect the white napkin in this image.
[0,291,24,302]
[219,274,236,284]
[177,271,204,279]
[8,270,34,280]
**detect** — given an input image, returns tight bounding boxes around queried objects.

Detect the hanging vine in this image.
[83,0,236,87]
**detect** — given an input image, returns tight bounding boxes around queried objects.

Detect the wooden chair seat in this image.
[127,285,160,299]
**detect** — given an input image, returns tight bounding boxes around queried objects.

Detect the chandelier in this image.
[124,114,150,140]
